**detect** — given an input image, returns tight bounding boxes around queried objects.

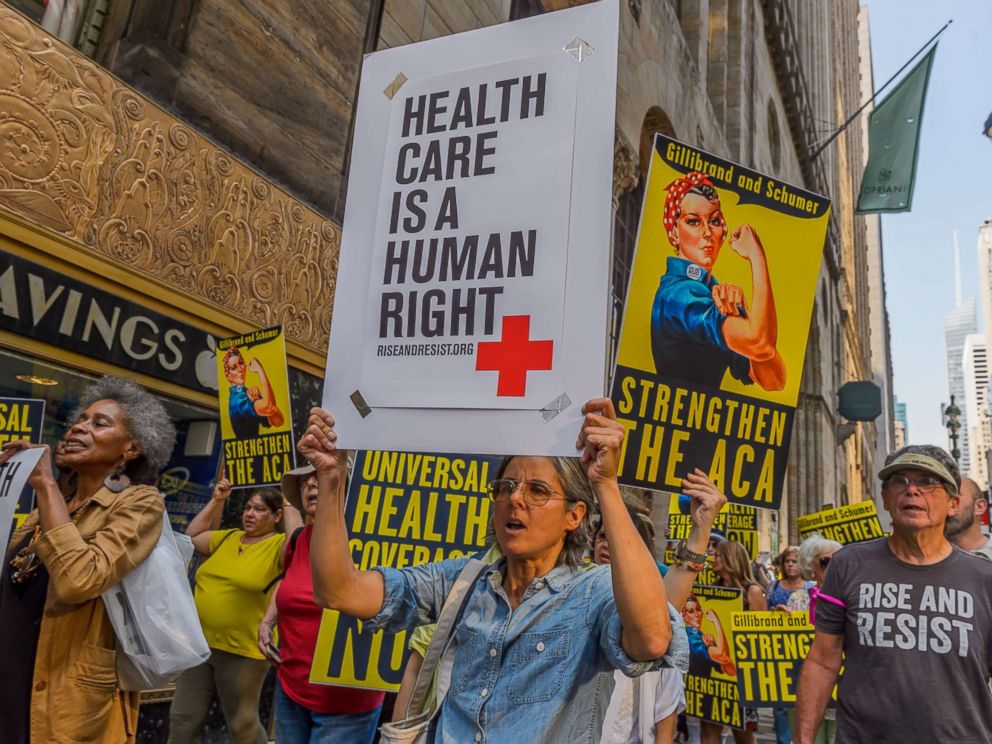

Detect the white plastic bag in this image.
[102,511,210,690]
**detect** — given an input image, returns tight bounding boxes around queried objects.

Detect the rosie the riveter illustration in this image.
[651,172,785,391]
[222,346,285,439]
[682,592,736,678]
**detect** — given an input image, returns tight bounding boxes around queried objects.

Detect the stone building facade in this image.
[0,0,881,553]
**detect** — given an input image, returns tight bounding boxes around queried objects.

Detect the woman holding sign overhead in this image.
[0,376,175,744]
[697,539,767,744]
[651,171,786,391]
[303,398,690,743]
[168,476,300,744]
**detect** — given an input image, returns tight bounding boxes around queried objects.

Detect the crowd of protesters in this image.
[2,376,992,743]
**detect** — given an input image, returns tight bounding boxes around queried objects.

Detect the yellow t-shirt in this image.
[194,528,286,659]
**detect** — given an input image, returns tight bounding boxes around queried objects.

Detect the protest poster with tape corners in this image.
[310,450,500,691]
[0,397,45,532]
[682,585,746,729]
[731,611,840,708]
[797,500,885,544]
[611,135,830,509]
[322,0,619,457]
[215,326,295,488]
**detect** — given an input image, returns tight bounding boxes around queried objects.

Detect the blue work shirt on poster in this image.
[651,256,752,389]
[228,385,261,439]
[367,557,688,744]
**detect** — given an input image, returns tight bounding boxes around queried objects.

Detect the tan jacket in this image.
[8,484,164,744]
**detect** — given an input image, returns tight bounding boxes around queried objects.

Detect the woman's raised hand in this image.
[576,398,626,485]
[298,408,347,476]
[0,440,55,491]
[212,467,232,502]
[681,469,728,530]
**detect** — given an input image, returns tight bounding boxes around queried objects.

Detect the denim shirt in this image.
[366,557,689,744]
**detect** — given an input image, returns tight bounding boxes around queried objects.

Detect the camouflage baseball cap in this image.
[878,444,959,494]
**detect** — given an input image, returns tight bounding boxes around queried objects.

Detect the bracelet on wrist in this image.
[674,540,708,572]
[674,557,707,572]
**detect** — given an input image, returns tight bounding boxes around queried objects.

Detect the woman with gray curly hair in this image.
[0,375,175,744]
[303,397,690,743]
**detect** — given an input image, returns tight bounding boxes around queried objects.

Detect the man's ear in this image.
[977,497,990,519]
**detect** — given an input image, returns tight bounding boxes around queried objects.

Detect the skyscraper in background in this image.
[977,221,992,355]
[944,233,977,473]
[893,395,908,448]
[963,334,990,485]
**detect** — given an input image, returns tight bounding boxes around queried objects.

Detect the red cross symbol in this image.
[475,315,554,397]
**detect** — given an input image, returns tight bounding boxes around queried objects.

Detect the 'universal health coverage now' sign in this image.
[323,0,619,456]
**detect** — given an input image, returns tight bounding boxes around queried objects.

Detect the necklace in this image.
[9,527,42,584]
[237,532,273,555]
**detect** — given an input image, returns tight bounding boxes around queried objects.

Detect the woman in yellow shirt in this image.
[168,479,300,744]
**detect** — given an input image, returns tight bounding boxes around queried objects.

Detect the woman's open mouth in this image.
[505,518,526,535]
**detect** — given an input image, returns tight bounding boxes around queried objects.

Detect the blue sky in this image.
[864,0,992,448]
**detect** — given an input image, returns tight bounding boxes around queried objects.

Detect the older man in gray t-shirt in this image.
[796,445,992,744]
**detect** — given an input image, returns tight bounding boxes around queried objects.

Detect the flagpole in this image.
[810,19,952,161]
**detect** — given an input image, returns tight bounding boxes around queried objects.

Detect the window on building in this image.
[4,0,107,58]
[0,347,221,532]
[608,178,646,377]
[510,0,545,21]
[768,99,782,173]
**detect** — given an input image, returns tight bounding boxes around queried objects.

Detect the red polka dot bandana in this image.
[663,171,714,245]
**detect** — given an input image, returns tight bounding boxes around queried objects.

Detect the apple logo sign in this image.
[195,335,219,391]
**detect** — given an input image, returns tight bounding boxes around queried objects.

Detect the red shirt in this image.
[275,525,385,714]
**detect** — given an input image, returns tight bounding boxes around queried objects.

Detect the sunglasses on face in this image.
[819,556,832,568]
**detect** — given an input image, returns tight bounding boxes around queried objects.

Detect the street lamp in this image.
[944,395,962,463]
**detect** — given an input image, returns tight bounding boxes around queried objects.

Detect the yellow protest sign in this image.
[731,611,839,707]
[797,501,884,544]
[310,450,498,691]
[216,326,294,487]
[682,584,745,729]
[667,493,758,560]
[611,135,829,509]
[0,397,45,530]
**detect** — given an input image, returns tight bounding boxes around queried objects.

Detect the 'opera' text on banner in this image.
[310,450,499,691]
[215,326,294,488]
[731,611,839,707]
[797,501,884,544]
[611,135,830,509]
[0,397,45,531]
[683,584,745,729]
[323,1,619,457]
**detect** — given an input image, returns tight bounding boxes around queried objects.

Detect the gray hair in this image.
[495,456,596,568]
[74,376,176,482]
[798,534,843,580]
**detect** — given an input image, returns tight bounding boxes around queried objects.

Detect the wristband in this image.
[674,540,707,572]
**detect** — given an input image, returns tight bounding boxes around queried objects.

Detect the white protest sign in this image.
[324,0,618,455]
[0,446,45,555]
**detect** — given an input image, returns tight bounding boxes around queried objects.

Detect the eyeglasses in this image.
[487,478,567,507]
[818,556,832,568]
[883,474,946,495]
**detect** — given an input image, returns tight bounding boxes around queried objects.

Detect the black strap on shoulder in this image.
[260,527,304,594]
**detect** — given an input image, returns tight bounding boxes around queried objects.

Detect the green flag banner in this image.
[856,45,936,213]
